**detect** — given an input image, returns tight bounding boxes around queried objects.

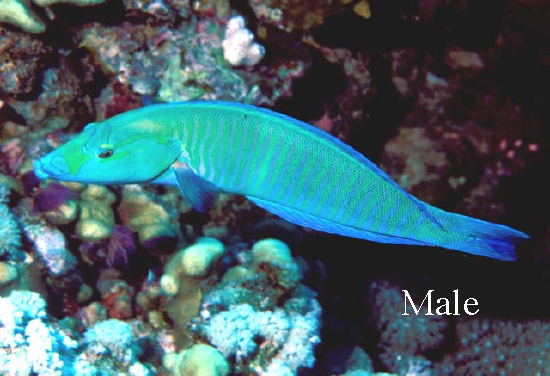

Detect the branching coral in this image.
[368,279,449,373]
[159,238,225,347]
[435,317,550,374]
[251,238,302,289]
[0,183,23,260]
[179,238,320,375]
[196,297,321,375]
[79,317,154,374]
[0,290,78,375]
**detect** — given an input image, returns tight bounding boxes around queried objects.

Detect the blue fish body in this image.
[34,101,529,261]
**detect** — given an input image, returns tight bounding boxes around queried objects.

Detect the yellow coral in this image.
[180,238,224,277]
[75,185,116,241]
[163,344,229,376]
[353,0,371,19]
[160,274,179,296]
[44,200,79,225]
[118,185,180,247]
[0,261,18,285]
[251,238,302,289]
[160,238,225,296]
[0,0,106,33]
[0,0,45,33]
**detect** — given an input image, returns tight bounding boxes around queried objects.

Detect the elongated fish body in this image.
[34,101,529,261]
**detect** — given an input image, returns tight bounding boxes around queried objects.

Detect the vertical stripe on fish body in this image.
[175,103,466,247]
[34,101,529,261]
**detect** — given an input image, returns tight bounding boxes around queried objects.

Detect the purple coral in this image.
[33,182,77,213]
[80,225,137,268]
[106,225,137,268]
[21,170,41,196]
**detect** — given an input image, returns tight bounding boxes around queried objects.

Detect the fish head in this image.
[34,117,181,184]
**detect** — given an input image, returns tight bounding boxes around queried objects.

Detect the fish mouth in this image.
[34,156,70,180]
[34,159,50,179]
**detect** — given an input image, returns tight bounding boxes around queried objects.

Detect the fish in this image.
[34,101,529,261]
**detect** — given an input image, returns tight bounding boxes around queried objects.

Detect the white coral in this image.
[203,300,321,374]
[222,16,265,66]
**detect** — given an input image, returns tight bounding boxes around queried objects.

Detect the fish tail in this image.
[430,207,529,261]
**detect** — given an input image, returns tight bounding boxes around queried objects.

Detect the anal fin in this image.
[246,195,428,246]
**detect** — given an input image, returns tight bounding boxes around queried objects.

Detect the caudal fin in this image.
[433,208,529,261]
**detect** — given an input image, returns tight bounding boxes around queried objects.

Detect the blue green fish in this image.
[34,101,528,261]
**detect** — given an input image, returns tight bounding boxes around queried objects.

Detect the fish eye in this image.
[98,149,114,158]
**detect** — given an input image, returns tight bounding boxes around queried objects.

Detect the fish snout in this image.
[34,155,70,179]
[34,159,49,179]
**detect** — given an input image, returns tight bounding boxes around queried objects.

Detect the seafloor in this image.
[0,0,548,375]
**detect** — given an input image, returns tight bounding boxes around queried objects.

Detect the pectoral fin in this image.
[171,160,221,212]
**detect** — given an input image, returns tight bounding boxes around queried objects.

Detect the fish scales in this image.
[181,104,442,241]
[33,101,529,261]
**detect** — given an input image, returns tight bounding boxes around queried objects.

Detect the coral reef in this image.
[80,224,138,269]
[79,20,261,104]
[249,0,333,32]
[0,261,18,286]
[76,184,116,241]
[182,238,320,375]
[436,317,550,374]
[4,59,94,139]
[161,238,225,286]
[0,290,78,375]
[0,0,106,33]
[380,127,478,205]
[0,0,546,375]
[18,202,78,277]
[159,238,225,347]
[250,238,302,289]
[1,290,155,375]
[0,28,53,96]
[163,343,229,376]
[368,279,449,374]
[33,182,79,225]
[0,183,23,260]
[0,0,47,34]
[118,184,181,251]
[198,300,321,375]
[76,314,155,374]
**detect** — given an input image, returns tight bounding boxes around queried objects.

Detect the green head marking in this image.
[34,111,182,184]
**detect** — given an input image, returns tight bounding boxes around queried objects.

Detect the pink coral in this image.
[80,225,137,269]
[0,139,27,176]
